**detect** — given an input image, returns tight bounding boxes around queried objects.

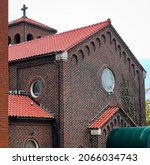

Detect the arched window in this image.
[90,41,96,52]
[24,139,38,148]
[84,45,90,56]
[122,51,126,63]
[103,129,107,138]
[107,125,110,133]
[78,50,84,60]
[71,54,78,65]
[114,118,117,126]
[112,38,117,50]
[127,58,131,71]
[14,33,21,44]
[132,64,135,76]
[8,36,11,45]
[27,34,34,41]
[96,38,101,48]
[101,34,106,44]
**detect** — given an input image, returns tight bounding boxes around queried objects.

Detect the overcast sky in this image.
[9,0,150,97]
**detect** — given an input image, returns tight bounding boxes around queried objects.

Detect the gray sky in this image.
[9,0,150,60]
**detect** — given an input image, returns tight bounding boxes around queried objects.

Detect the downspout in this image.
[53,51,68,148]
[16,66,19,94]
[53,59,61,148]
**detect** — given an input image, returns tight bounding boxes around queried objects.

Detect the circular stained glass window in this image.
[101,68,115,92]
[30,80,43,98]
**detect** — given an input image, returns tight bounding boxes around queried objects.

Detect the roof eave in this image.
[9,51,58,63]
[109,24,146,72]
[9,116,54,121]
[9,20,57,33]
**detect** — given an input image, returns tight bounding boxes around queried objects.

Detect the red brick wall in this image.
[8,25,145,148]
[9,56,58,115]
[0,0,8,147]
[61,26,145,147]
[9,56,59,147]
[9,119,53,148]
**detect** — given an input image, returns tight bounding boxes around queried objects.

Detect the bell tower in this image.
[0,0,8,147]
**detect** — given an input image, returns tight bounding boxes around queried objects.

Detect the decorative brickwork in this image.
[0,0,8,147]
[61,27,145,147]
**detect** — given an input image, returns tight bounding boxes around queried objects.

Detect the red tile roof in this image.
[9,17,57,32]
[9,19,111,62]
[8,94,54,119]
[88,106,119,129]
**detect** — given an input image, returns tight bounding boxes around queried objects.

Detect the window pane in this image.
[31,80,43,97]
[24,140,37,148]
[102,68,115,92]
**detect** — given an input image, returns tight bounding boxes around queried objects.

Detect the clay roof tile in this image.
[8,94,54,119]
[9,19,111,62]
[88,106,119,129]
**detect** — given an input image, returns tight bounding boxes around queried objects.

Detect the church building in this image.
[8,5,146,148]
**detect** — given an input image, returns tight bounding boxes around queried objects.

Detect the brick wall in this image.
[61,26,145,147]
[9,118,53,148]
[0,0,8,147]
[9,22,56,45]
[8,25,145,148]
[9,56,58,115]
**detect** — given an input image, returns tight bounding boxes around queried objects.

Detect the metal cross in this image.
[21,4,28,18]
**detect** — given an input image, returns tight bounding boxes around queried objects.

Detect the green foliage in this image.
[146,88,150,125]
[146,99,150,125]
[120,78,133,117]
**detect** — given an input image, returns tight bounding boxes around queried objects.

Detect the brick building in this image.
[0,0,8,147]
[8,12,146,147]
[8,10,57,45]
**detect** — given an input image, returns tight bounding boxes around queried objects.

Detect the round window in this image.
[101,68,115,92]
[30,80,43,98]
[24,140,38,148]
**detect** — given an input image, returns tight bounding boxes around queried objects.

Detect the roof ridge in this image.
[9,19,111,48]
[88,106,119,129]
[56,18,111,36]
[9,93,27,97]
[9,17,57,32]
[9,18,111,61]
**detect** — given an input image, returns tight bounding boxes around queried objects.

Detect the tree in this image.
[146,88,150,93]
[146,88,150,125]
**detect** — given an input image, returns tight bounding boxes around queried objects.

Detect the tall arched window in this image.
[27,34,34,41]
[8,36,11,45]
[14,33,21,44]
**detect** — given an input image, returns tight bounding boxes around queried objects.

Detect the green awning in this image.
[106,127,150,148]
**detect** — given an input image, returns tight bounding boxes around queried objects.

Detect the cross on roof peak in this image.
[21,4,28,18]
